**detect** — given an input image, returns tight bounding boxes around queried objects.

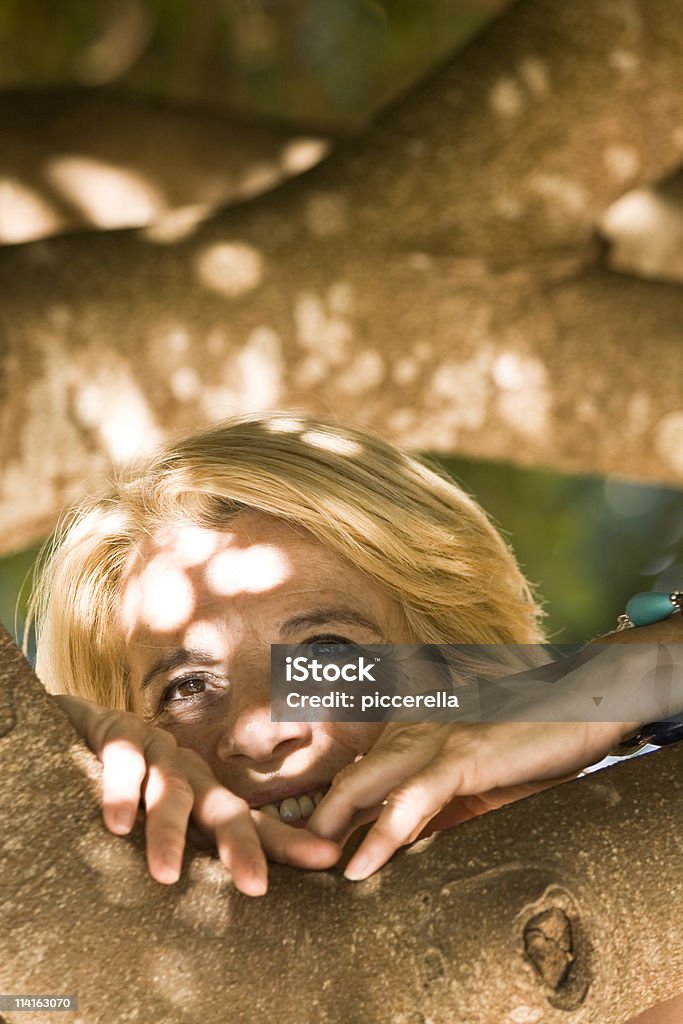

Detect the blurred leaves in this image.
[0,0,513,130]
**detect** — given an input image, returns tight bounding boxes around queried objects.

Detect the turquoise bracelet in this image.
[612,590,683,753]
[617,590,683,630]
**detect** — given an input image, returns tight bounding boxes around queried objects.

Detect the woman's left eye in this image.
[303,634,356,657]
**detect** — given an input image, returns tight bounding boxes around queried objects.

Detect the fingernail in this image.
[250,863,268,896]
[344,853,371,881]
[157,850,181,884]
[112,809,134,834]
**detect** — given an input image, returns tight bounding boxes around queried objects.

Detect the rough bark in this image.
[2,0,683,555]
[2,623,683,1023]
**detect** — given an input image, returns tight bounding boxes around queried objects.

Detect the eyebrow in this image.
[140,648,219,691]
[139,608,383,689]
[279,607,383,639]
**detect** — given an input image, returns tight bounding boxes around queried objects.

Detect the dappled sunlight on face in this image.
[206,544,290,596]
[122,553,196,634]
[117,512,408,803]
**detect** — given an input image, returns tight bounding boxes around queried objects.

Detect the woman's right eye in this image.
[163,675,209,704]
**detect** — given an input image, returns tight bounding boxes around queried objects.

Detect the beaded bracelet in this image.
[611,590,683,755]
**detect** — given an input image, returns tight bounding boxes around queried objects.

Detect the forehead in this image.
[119,512,390,642]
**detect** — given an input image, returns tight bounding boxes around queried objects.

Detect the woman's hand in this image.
[309,618,683,880]
[55,695,340,895]
[307,718,627,881]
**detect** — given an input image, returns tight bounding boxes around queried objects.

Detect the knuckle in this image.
[160,772,194,806]
[385,785,423,815]
[330,763,357,793]
[148,727,178,754]
[95,709,143,748]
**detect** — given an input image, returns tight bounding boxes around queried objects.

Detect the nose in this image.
[215,696,313,766]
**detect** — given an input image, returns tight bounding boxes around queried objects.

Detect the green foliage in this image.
[0,0,511,129]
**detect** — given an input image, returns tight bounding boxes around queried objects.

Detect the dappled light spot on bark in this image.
[426,352,493,434]
[489,77,524,118]
[529,174,588,217]
[142,203,212,245]
[196,241,264,298]
[493,353,551,440]
[295,288,354,353]
[236,326,283,409]
[518,57,550,98]
[601,186,683,282]
[608,48,640,74]
[75,831,149,907]
[604,143,641,183]
[170,366,202,403]
[654,412,683,476]
[199,327,282,417]
[492,193,524,221]
[72,363,162,462]
[280,137,331,175]
[236,161,282,200]
[45,155,163,228]
[0,178,62,244]
[392,357,421,387]
[507,1004,543,1023]
[336,350,386,394]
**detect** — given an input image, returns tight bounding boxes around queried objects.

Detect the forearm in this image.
[479,618,683,734]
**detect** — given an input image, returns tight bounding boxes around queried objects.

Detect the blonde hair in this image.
[27,414,546,709]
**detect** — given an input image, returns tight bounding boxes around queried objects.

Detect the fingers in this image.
[342,756,456,881]
[308,724,449,842]
[100,739,147,834]
[252,812,341,871]
[54,696,340,892]
[88,709,186,867]
[180,750,268,897]
[138,731,196,884]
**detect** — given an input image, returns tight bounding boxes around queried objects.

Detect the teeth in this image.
[257,789,327,822]
[298,795,315,818]
[279,797,302,822]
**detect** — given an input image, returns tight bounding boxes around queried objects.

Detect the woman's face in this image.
[119,511,411,823]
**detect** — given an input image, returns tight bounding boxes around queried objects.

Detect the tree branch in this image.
[2,0,683,552]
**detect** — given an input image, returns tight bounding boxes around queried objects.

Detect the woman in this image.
[27,411,680,889]
[27,413,683,1021]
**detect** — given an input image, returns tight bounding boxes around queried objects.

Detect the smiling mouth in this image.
[256,788,328,823]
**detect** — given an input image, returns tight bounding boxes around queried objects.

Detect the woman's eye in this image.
[304,634,355,657]
[164,675,209,703]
